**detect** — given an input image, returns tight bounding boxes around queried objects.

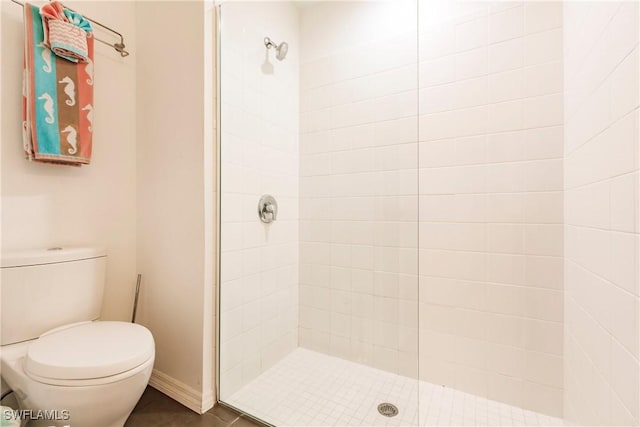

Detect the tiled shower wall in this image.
[563,2,639,426]
[219,2,300,398]
[298,0,565,416]
[417,1,564,416]
[298,1,420,377]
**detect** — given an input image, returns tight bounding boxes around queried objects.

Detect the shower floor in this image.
[226,348,564,427]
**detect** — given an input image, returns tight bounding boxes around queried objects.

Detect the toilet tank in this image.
[1,247,106,345]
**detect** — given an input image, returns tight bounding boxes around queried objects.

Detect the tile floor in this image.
[225,348,565,427]
[126,386,264,427]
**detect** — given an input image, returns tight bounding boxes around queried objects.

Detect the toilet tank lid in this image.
[0,247,106,268]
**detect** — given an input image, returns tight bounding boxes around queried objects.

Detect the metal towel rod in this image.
[10,0,130,57]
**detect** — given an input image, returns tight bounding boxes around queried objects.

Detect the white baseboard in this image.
[148,369,215,414]
[201,388,215,413]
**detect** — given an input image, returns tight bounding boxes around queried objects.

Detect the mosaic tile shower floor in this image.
[227,349,564,427]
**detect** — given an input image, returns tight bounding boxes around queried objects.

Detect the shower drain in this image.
[377,402,399,417]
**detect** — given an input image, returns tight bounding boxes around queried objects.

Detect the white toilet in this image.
[0,247,155,427]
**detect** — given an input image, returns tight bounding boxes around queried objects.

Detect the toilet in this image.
[0,248,155,427]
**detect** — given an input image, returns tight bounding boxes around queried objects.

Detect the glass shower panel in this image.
[218,1,420,425]
[218,0,301,403]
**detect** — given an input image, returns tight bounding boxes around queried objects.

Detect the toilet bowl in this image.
[0,248,155,427]
[1,321,154,427]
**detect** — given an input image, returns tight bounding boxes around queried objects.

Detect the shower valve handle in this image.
[258,195,278,223]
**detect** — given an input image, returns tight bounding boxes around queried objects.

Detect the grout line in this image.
[565,257,639,300]
[299,26,563,93]
[564,168,640,192]
[563,3,625,87]
[298,90,564,133]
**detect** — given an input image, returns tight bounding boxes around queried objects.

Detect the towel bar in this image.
[10,0,130,57]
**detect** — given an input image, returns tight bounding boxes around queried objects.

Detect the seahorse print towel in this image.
[22,2,94,166]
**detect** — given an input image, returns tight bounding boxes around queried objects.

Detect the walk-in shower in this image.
[217,1,640,426]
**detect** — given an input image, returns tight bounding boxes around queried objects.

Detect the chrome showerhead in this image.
[264,36,288,61]
[276,41,288,61]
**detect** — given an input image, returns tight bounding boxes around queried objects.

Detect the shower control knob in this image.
[258,195,278,224]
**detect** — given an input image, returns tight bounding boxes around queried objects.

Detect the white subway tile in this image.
[487,223,525,254]
[487,253,525,285]
[524,287,563,323]
[524,224,564,257]
[485,193,523,223]
[489,1,523,15]
[522,381,563,417]
[609,233,639,297]
[611,387,638,427]
[456,47,489,80]
[419,105,488,141]
[489,5,524,44]
[524,28,563,66]
[523,318,563,355]
[455,2,489,24]
[488,99,523,133]
[523,192,563,224]
[523,126,563,160]
[485,313,524,347]
[487,373,524,408]
[524,351,563,388]
[523,93,563,128]
[420,249,486,282]
[485,283,526,317]
[455,16,488,52]
[610,47,640,121]
[420,24,457,61]
[489,38,524,73]
[524,2,563,35]
[611,339,640,418]
[419,84,457,114]
[485,342,525,379]
[522,158,563,192]
[610,173,639,233]
[525,256,564,289]
[419,56,456,87]
[489,68,524,103]
[455,365,489,397]
[524,60,563,97]
[607,278,639,355]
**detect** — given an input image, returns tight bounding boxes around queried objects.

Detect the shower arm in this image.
[264,37,278,49]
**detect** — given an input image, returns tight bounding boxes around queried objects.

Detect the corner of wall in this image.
[135,0,215,414]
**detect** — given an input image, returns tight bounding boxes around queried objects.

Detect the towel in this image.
[40,2,92,63]
[22,3,94,166]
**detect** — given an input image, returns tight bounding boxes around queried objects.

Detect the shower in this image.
[264,36,288,61]
[219,1,640,427]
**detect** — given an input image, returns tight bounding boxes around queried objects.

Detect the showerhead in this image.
[264,37,288,61]
[276,41,288,61]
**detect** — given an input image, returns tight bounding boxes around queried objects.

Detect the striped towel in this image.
[22,3,94,166]
[41,2,92,63]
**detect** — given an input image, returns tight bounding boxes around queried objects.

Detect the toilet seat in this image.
[24,321,154,386]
